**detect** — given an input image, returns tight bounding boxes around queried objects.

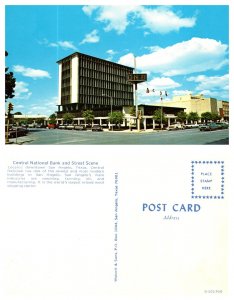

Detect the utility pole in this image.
[127,57,147,131]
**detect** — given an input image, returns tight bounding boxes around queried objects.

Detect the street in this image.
[8,128,229,145]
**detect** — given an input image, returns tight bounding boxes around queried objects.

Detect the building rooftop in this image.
[56,51,134,70]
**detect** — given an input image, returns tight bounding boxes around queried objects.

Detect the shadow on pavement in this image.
[205,138,229,145]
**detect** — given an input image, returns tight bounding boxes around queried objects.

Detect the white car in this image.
[184,124,199,129]
[166,123,185,130]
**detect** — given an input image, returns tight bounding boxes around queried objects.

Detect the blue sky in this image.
[5,5,229,116]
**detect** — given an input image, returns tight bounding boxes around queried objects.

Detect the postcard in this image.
[1,1,233,299]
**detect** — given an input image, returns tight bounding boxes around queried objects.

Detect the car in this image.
[66,125,75,130]
[36,123,46,128]
[199,123,220,131]
[6,126,28,138]
[166,123,185,130]
[47,123,58,129]
[74,125,87,130]
[184,123,199,129]
[92,125,103,131]
[216,122,229,129]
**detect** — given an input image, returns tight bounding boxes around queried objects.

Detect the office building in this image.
[57,52,134,118]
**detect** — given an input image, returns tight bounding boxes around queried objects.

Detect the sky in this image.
[5,4,229,116]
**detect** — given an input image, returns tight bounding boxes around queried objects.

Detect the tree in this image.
[49,113,57,124]
[62,112,73,124]
[187,112,199,123]
[152,109,167,125]
[176,111,187,124]
[82,110,94,125]
[201,112,212,124]
[108,111,124,129]
[211,113,220,122]
[14,112,22,115]
[5,51,16,101]
[129,106,136,116]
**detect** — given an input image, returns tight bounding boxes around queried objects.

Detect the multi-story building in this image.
[162,94,229,120]
[57,52,134,118]
[217,100,229,121]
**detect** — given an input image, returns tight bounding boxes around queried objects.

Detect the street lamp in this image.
[160,91,168,130]
[102,94,113,130]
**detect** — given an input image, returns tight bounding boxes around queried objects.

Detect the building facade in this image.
[217,100,229,121]
[57,52,134,118]
[162,94,229,121]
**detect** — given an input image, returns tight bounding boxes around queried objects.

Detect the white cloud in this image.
[49,40,77,50]
[80,30,100,44]
[106,49,117,55]
[118,38,228,76]
[199,89,229,100]
[82,6,196,35]
[82,5,99,16]
[172,90,193,96]
[187,74,229,91]
[138,6,196,34]
[187,74,229,100]
[106,49,118,61]
[144,77,181,91]
[83,6,138,34]
[28,96,58,116]
[13,65,51,79]
[14,81,32,99]
[136,77,180,104]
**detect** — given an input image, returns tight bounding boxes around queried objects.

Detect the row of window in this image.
[62,69,71,79]
[61,95,70,105]
[78,95,133,106]
[62,61,71,71]
[79,86,132,100]
[61,78,70,88]
[79,77,132,92]
[79,57,132,76]
[79,67,130,84]
[61,86,71,97]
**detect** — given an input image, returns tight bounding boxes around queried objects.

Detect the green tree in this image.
[187,112,199,123]
[14,112,22,115]
[108,111,124,129]
[176,111,187,124]
[153,109,167,125]
[62,112,73,124]
[49,113,57,124]
[129,106,136,116]
[82,110,94,125]
[211,113,220,122]
[5,51,16,101]
[201,112,212,124]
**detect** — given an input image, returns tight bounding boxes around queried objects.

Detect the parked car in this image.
[74,125,87,130]
[66,125,75,130]
[184,123,199,129]
[92,125,103,132]
[47,123,58,129]
[6,126,28,138]
[216,122,229,129]
[36,123,46,128]
[199,123,220,131]
[166,123,185,130]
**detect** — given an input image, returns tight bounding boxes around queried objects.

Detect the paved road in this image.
[8,128,229,145]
